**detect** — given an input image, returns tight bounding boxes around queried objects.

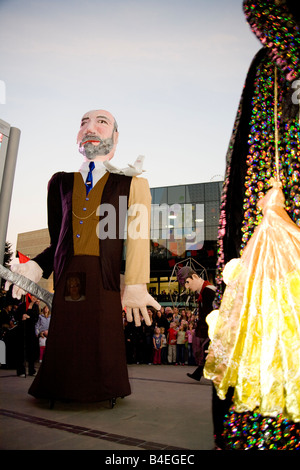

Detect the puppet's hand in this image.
[122,283,161,327]
[5,260,43,299]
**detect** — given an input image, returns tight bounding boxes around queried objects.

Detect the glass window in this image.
[204,182,220,201]
[148,282,158,296]
[205,225,219,240]
[167,185,185,204]
[152,187,168,204]
[149,181,223,256]
[186,184,205,203]
[205,201,220,226]
[151,203,183,235]
[159,281,171,296]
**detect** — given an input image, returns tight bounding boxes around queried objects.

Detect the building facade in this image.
[149,181,222,306]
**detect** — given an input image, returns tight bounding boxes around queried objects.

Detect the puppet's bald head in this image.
[77,109,119,161]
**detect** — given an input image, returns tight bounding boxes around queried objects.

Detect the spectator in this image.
[134,325,144,364]
[143,310,154,364]
[176,324,187,366]
[167,322,177,365]
[0,298,18,368]
[154,308,170,333]
[15,295,40,377]
[186,323,196,365]
[124,319,136,364]
[35,305,51,362]
[152,326,162,364]
[179,309,188,327]
[173,307,181,324]
[160,327,168,364]
[164,307,173,324]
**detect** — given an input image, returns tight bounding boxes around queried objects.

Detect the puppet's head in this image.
[243,0,300,81]
[177,266,202,292]
[77,109,119,161]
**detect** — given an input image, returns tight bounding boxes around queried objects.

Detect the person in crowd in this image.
[167,321,177,365]
[164,307,173,324]
[176,324,187,366]
[160,327,168,364]
[0,297,18,368]
[186,322,195,365]
[14,295,40,377]
[124,318,136,364]
[134,324,145,364]
[154,308,170,333]
[143,309,155,364]
[35,305,51,362]
[0,300,14,334]
[172,307,181,324]
[152,326,162,365]
[179,309,188,326]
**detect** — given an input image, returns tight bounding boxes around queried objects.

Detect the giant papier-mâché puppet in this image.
[7,109,160,406]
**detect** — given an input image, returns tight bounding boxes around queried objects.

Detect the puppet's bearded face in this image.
[77,109,119,161]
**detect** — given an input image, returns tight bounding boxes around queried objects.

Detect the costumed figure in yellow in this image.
[207,0,300,450]
[204,181,300,449]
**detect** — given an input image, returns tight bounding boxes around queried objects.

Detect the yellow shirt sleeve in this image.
[124,176,151,285]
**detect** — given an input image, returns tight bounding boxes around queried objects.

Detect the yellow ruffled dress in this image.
[204,183,300,424]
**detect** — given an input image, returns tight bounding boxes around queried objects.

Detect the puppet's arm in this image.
[122,176,160,326]
[5,172,63,298]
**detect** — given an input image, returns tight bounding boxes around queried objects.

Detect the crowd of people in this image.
[123,305,198,366]
[0,292,51,376]
[0,289,200,374]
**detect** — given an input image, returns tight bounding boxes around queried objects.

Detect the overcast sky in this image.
[0,0,260,252]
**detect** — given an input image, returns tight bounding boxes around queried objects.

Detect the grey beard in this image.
[79,136,114,160]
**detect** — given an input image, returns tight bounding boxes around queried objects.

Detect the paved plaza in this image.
[0,363,214,452]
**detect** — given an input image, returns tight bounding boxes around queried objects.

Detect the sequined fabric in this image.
[215,0,300,308]
[223,407,300,450]
[204,185,300,424]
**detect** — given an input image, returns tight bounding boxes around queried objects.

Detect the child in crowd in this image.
[160,327,168,364]
[35,305,51,362]
[153,326,162,364]
[167,322,177,365]
[176,324,187,365]
[186,322,195,365]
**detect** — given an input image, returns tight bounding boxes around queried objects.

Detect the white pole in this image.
[0,126,21,266]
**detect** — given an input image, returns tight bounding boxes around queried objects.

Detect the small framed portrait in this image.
[64,272,86,302]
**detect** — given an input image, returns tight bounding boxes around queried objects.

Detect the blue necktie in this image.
[85,161,95,195]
